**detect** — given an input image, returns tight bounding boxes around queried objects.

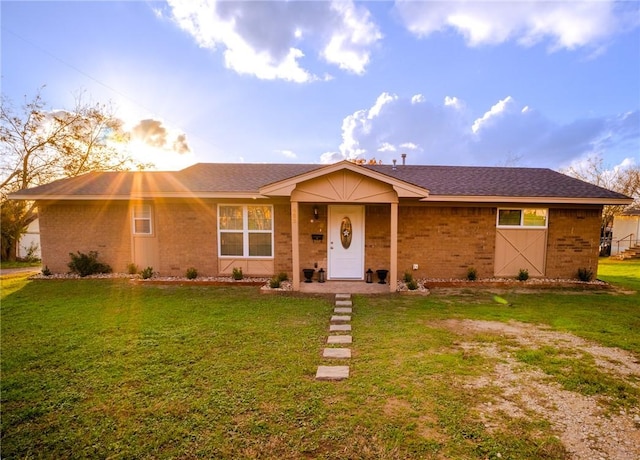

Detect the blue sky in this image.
[2,0,639,171]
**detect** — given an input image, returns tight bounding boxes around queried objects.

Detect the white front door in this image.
[328,205,364,279]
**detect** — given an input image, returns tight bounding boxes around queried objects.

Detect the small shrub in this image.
[41,266,52,276]
[269,277,281,289]
[140,266,154,279]
[127,263,138,275]
[186,267,198,280]
[22,242,40,262]
[466,267,478,281]
[68,251,112,277]
[407,279,419,290]
[403,271,414,283]
[577,267,594,282]
[277,272,289,282]
[516,268,529,281]
[232,267,243,280]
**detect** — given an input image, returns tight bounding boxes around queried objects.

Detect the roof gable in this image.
[260,161,429,199]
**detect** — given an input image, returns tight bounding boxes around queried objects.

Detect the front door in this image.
[328,205,364,279]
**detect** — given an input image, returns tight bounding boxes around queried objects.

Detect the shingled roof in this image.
[9,162,632,204]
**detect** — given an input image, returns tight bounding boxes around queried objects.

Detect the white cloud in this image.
[276,149,297,159]
[411,94,425,104]
[166,0,381,82]
[472,96,514,134]
[377,142,396,153]
[400,142,419,150]
[394,0,635,52]
[321,1,382,74]
[328,92,640,168]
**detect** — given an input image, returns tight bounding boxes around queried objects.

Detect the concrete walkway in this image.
[299,280,389,294]
[315,293,353,381]
[0,266,41,277]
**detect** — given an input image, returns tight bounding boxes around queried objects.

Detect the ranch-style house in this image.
[10,160,632,291]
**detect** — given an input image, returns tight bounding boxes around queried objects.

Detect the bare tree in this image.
[562,154,640,229]
[1,89,148,261]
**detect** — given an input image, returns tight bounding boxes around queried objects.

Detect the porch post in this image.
[291,200,300,291]
[390,201,398,293]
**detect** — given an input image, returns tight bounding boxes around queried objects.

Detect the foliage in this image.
[562,154,640,228]
[140,267,154,279]
[185,267,198,280]
[127,263,138,275]
[403,271,414,283]
[0,89,150,261]
[406,279,419,290]
[20,241,40,262]
[268,276,281,288]
[516,268,529,281]
[41,266,51,276]
[232,267,243,280]
[276,272,289,282]
[577,267,594,282]
[466,267,478,281]
[67,251,112,277]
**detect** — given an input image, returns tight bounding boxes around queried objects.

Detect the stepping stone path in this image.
[316,294,353,381]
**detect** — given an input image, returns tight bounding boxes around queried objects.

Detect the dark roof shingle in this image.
[9,162,631,202]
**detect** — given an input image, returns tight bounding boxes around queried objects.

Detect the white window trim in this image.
[132,204,153,235]
[496,208,548,229]
[218,205,274,258]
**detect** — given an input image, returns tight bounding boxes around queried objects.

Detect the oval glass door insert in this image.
[340,217,352,249]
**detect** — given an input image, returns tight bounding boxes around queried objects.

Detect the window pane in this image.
[249,233,272,257]
[133,205,151,219]
[248,206,272,230]
[134,220,151,234]
[219,206,243,230]
[498,209,521,226]
[523,209,547,227]
[220,232,243,256]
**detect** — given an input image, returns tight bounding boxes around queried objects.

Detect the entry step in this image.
[335,294,351,300]
[335,300,353,308]
[327,335,352,344]
[323,348,351,359]
[331,315,351,322]
[316,365,349,381]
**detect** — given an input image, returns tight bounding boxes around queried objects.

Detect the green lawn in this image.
[1,260,639,459]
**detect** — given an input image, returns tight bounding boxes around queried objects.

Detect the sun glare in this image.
[129,138,197,171]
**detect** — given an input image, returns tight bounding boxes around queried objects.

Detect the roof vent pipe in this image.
[392,159,397,171]
[401,153,406,166]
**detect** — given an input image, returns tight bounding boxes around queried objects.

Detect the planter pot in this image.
[302,269,315,283]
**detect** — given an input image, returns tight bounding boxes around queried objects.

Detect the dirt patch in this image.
[432,319,640,460]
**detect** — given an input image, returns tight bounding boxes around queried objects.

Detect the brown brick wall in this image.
[298,204,327,279]
[38,201,132,274]
[365,205,390,272]
[154,200,217,276]
[545,207,602,278]
[37,199,603,282]
[397,205,496,279]
[273,203,293,277]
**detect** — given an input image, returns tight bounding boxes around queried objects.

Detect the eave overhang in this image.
[421,195,634,205]
[9,192,270,201]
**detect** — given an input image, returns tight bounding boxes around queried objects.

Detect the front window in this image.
[497,208,547,228]
[132,204,152,235]
[218,205,273,257]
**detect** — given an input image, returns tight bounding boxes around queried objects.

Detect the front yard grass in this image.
[1,259,639,459]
